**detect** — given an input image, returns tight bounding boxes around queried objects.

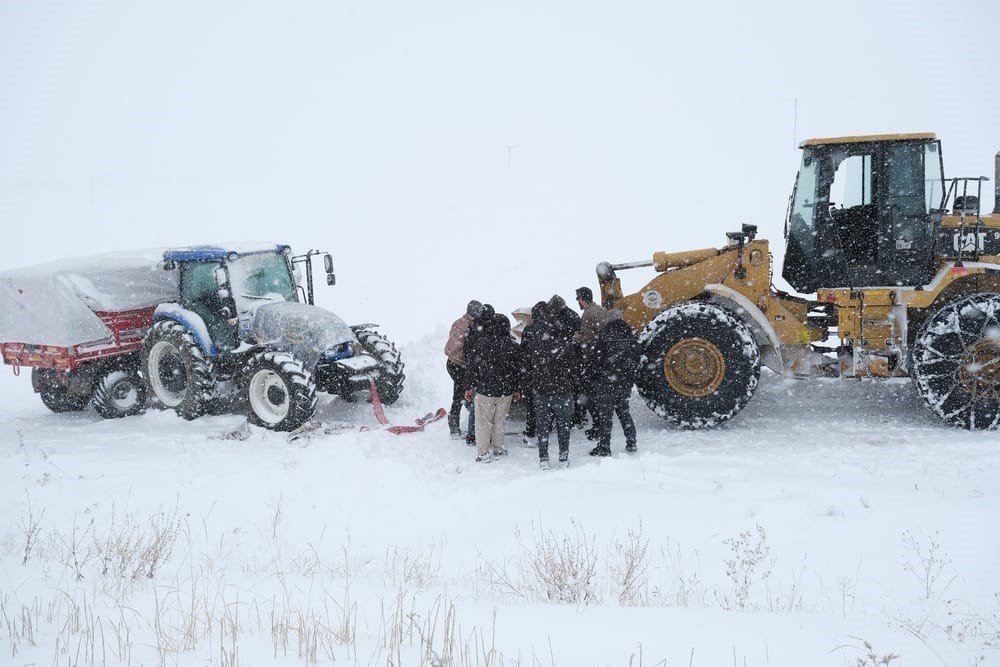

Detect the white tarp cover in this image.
[0,250,177,347]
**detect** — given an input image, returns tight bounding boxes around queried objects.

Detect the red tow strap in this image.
[363,378,446,435]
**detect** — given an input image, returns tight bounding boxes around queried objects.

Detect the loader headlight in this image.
[596,261,614,281]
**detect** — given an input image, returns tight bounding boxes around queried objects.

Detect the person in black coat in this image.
[465,313,521,461]
[522,309,579,469]
[460,303,495,444]
[547,293,588,428]
[519,301,549,441]
[589,310,639,456]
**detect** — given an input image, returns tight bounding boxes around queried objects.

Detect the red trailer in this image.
[0,251,175,417]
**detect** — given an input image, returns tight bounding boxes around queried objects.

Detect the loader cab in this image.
[782,133,946,292]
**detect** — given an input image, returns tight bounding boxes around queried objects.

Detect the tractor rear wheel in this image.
[141,320,214,420]
[912,293,1000,430]
[636,302,760,428]
[243,352,317,431]
[355,328,405,404]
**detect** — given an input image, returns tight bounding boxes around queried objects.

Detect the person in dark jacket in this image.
[519,301,549,442]
[547,293,587,428]
[547,294,581,334]
[575,286,608,438]
[461,303,496,445]
[590,310,639,456]
[465,313,521,462]
[522,310,579,469]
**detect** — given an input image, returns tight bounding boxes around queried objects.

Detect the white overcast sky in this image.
[1,1,998,337]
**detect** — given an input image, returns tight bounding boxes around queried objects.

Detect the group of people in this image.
[444,288,640,470]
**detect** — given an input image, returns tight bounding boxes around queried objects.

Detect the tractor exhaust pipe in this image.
[994,150,1000,215]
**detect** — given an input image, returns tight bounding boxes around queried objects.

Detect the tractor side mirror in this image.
[324,254,335,285]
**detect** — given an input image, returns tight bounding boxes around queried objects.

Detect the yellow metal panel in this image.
[799,132,935,147]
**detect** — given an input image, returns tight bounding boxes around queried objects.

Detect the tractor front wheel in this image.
[636,302,760,428]
[243,352,317,431]
[912,293,1000,430]
[355,328,405,404]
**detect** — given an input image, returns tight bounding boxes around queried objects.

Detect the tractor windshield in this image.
[228,252,297,313]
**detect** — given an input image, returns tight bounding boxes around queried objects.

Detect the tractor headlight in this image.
[323,342,354,361]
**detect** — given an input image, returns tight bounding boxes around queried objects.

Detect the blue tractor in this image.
[140,244,404,431]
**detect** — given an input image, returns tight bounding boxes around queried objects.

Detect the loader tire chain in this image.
[911,292,1000,430]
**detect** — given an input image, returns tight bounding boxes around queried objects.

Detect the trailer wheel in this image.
[243,352,317,431]
[636,302,760,428]
[912,293,1000,430]
[93,368,147,419]
[32,368,91,413]
[355,328,405,404]
[141,320,214,420]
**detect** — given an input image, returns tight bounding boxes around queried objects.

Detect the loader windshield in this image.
[228,252,297,313]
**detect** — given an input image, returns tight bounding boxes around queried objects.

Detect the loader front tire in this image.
[637,302,760,428]
[912,293,1000,430]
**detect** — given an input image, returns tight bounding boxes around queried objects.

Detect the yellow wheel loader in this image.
[597,133,1000,429]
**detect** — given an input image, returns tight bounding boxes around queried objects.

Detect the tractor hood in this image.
[248,301,358,369]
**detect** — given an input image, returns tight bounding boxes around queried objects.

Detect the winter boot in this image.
[475,452,492,463]
[558,455,569,469]
[539,458,551,471]
[589,445,611,457]
[492,448,508,458]
[465,432,476,447]
[625,442,637,453]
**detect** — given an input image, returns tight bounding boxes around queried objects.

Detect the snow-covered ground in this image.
[2,333,999,666]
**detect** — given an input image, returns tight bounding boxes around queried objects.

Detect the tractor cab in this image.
[782,133,946,292]
[161,245,335,354]
[163,245,300,353]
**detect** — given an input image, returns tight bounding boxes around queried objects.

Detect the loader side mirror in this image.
[327,273,336,286]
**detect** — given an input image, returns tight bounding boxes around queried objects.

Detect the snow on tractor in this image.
[596,134,1000,430]
[0,244,405,431]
